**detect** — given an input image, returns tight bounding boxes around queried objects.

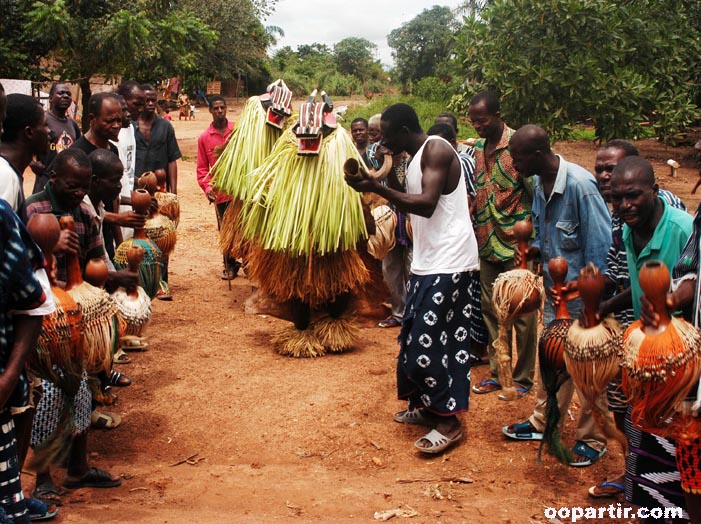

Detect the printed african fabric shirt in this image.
[0,200,47,408]
[473,124,533,262]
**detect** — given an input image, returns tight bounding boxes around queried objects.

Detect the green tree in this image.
[333,37,378,81]
[387,5,459,85]
[452,0,701,142]
[25,0,216,129]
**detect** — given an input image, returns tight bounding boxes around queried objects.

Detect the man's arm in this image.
[0,315,42,408]
[580,190,612,274]
[346,140,454,218]
[196,135,214,200]
[167,160,178,195]
[165,122,182,194]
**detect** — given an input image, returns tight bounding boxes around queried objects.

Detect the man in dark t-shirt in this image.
[31,82,81,194]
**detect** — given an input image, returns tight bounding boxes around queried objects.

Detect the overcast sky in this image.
[266,1,466,68]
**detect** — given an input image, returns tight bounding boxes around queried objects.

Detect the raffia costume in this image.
[238,92,369,357]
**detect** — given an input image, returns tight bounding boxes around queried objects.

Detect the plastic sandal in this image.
[472,379,502,394]
[502,420,543,441]
[393,409,432,426]
[498,385,528,401]
[415,429,463,454]
[588,479,625,498]
[569,441,606,467]
[108,370,131,388]
[26,497,58,521]
[378,317,401,328]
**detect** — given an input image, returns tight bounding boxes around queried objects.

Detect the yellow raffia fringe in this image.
[66,282,118,374]
[271,325,325,358]
[312,316,359,353]
[240,127,367,256]
[219,198,250,262]
[111,286,152,337]
[246,246,369,308]
[211,96,287,199]
[622,317,701,431]
[491,269,544,396]
[565,315,626,453]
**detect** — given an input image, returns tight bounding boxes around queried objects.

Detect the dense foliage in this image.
[451,0,701,142]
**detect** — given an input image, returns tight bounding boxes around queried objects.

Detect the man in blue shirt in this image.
[502,125,612,467]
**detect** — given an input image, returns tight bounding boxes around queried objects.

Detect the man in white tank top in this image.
[345,103,479,455]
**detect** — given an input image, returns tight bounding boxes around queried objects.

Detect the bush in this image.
[412,76,453,103]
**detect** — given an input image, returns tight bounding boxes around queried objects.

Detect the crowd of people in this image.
[346,94,701,524]
[0,78,700,523]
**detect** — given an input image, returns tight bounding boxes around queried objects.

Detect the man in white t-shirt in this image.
[345,103,479,455]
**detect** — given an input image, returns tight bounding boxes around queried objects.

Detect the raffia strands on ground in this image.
[211,96,285,200]
[114,238,162,299]
[538,318,575,465]
[144,213,177,257]
[155,191,180,227]
[271,324,325,358]
[31,285,84,393]
[65,281,118,375]
[565,316,626,453]
[111,286,152,337]
[246,246,369,308]
[219,198,250,262]
[312,316,359,353]
[241,127,367,256]
[622,317,701,432]
[491,269,544,398]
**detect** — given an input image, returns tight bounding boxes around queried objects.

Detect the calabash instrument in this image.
[564,263,626,453]
[491,220,544,399]
[622,260,701,432]
[26,213,83,389]
[113,189,162,298]
[59,216,118,374]
[538,257,574,464]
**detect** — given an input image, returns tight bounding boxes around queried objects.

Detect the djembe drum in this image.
[113,189,162,298]
[538,257,574,464]
[491,220,544,400]
[564,263,626,453]
[26,213,83,390]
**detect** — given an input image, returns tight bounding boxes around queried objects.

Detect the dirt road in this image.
[23,101,700,523]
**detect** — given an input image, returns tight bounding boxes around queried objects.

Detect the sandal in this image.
[471,379,502,394]
[498,385,528,401]
[63,467,121,489]
[393,408,432,426]
[108,370,131,388]
[91,410,121,430]
[26,497,58,521]
[112,349,131,365]
[502,420,543,441]
[378,317,401,328]
[415,429,463,454]
[119,335,149,352]
[588,478,625,498]
[32,483,64,507]
[569,441,606,467]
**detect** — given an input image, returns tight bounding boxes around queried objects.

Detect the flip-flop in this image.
[498,385,528,401]
[63,467,122,489]
[113,349,131,365]
[569,441,607,467]
[415,429,463,454]
[393,409,432,426]
[588,479,625,498]
[108,370,131,388]
[26,497,58,521]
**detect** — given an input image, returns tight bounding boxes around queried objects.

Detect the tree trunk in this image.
[79,78,92,133]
